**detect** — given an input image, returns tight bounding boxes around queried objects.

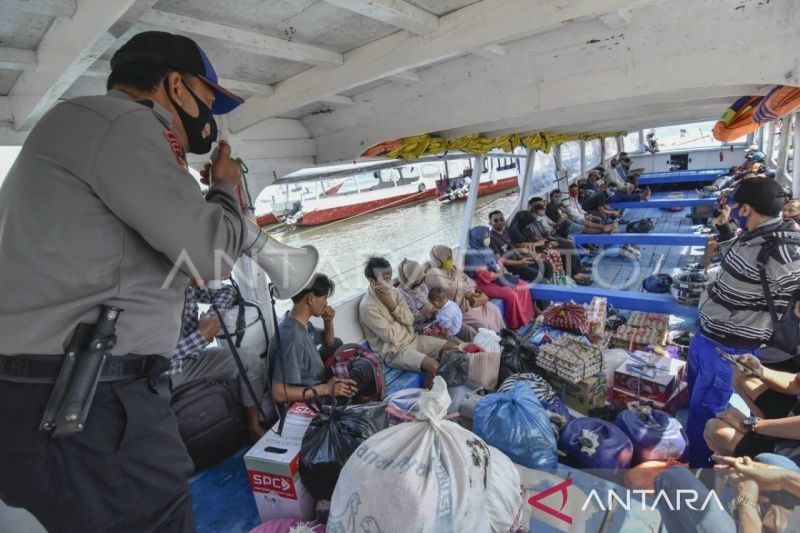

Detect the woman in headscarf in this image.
[463,226,534,329]
[396,258,439,334]
[426,245,506,332]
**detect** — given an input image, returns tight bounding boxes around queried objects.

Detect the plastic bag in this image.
[473,328,502,353]
[466,351,501,390]
[437,350,469,387]
[385,388,424,425]
[615,403,688,464]
[486,445,528,533]
[498,329,539,385]
[473,382,558,469]
[499,373,573,433]
[329,377,492,533]
[299,398,390,500]
[559,417,633,470]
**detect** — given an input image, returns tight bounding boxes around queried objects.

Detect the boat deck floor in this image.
[189,191,710,532]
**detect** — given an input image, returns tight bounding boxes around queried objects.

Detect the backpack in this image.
[324,343,385,401]
[170,378,246,473]
[756,235,800,357]
[626,218,655,233]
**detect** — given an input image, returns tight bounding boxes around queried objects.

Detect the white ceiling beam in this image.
[9,0,154,131]
[386,71,420,83]
[139,9,344,66]
[317,95,354,107]
[229,0,646,132]
[470,44,506,60]
[6,0,76,18]
[0,47,37,71]
[323,0,439,35]
[599,9,632,30]
[84,60,274,97]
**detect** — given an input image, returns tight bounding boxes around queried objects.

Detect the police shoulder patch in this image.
[162,130,187,167]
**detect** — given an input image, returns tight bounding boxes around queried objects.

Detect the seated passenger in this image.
[705,335,800,461]
[585,170,604,192]
[396,258,440,335]
[269,274,358,405]
[359,257,458,387]
[488,209,552,283]
[508,208,566,279]
[464,226,534,329]
[549,188,617,234]
[783,199,800,228]
[526,204,593,284]
[170,280,267,440]
[428,286,475,342]
[426,245,506,332]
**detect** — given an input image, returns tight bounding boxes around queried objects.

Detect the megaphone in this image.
[241,218,319,299]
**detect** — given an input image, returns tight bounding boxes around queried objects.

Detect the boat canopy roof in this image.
[2,0,799,194]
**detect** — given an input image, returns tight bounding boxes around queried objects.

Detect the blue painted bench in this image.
[609,197,717,209]
[529,284,699,318]
[573,233,709,247]
[638,173,721,186]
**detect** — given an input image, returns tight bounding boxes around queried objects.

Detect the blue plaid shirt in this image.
[168,285,238,375]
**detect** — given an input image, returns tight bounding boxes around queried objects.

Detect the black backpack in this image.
[171,378,246,473]
[757,235,800,358]
[626,218,655,233]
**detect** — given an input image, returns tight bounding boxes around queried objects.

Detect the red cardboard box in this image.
[613,353,686,403]
[244,403,316,523]
[611,381,688,415]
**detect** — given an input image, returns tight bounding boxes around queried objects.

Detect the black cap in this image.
[733,178,787,216]
[110,31,244,114]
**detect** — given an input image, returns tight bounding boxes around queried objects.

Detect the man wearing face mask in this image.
[686,179,800,468]
[0,32,245,532]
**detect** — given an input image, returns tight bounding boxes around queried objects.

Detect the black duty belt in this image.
[0,354,166,384]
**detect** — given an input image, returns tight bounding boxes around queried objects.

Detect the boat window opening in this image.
[530,150,558,198]
[644,120,748,152]
[421,163,440,180]
[585,139,602,170]
[559,141,582,182]
[621,131,641,153]
[605,137,620,159]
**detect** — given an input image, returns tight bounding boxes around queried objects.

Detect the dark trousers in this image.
[0,376,195,533]
[507,262,552,283]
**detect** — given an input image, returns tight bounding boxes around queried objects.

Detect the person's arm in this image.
[359,296,412,345]
[270,378,356,404]
[752,415,800,440]
[320,306,336,347]
[91,112,245,281]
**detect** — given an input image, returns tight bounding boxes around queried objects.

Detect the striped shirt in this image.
[699,218,800,348]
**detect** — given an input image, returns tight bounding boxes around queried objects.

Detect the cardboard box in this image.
[611,381,688,415]
[613,353,686,403]
[244,403,317,523]
[547,373,607,415]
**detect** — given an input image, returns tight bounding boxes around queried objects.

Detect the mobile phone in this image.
[716,348,762,377]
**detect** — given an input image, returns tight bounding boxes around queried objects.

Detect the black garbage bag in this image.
[299,394,389,500]
[436,350,469,387]
[498,329,538,385]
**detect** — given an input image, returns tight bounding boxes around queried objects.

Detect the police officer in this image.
[0,32,246,531]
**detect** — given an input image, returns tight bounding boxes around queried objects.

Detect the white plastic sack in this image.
[601,348,631,387]
[486,446,528,533]
[329,377,491,533]
[473,328,502,353]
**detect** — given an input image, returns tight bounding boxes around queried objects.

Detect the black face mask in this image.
[165,78,217,155]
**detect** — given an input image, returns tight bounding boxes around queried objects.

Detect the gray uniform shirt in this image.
[0,91,244,357]
[268,316,324,387]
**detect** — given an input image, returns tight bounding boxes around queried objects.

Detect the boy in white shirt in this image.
[429,287,475,341]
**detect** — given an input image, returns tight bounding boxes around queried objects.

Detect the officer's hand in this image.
[199,314,221,342]
[208,141,242,187]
